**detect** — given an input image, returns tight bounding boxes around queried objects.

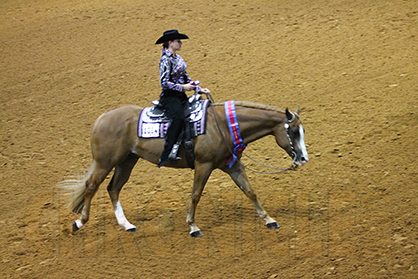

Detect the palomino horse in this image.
[59,100,308,237]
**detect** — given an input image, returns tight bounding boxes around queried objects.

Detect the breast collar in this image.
[224,101,247,168]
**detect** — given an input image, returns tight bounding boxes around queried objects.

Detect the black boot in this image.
[158,143,181,167]
[158,121,183,168]
[158,151,170,168]
[168,143,182,163]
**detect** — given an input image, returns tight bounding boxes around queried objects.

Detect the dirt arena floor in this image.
[1,0,418,278]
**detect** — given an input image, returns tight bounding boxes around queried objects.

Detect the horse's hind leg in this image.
[221,161,279,229]
[107,153,139,232]
[74,162,111,231]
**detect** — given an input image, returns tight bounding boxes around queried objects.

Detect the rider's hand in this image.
[198,88,210,94]
[182,83,196,91]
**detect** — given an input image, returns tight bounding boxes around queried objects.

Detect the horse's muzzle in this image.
[293,154,309,166]
[300,156,309,166]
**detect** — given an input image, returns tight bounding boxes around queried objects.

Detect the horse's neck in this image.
[236,107,284,144]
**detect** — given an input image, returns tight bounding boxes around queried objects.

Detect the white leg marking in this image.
[265,216,277,225]
[75,219,83,229]
[189,224,201,234]
[115,201,136,231]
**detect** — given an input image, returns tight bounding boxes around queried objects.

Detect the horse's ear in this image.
[295,106,300,115]
[285,108,293,121]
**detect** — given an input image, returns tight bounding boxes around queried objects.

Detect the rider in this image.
[155,29,210,167]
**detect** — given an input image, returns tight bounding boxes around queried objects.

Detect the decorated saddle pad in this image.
[138,99,210,138]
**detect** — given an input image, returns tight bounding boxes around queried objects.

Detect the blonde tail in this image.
[57,161,96,213]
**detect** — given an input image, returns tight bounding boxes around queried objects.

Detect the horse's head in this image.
[275,107,309,166]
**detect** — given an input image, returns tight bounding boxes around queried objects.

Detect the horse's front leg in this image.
[186,162,213,238]
[221,161,279,229]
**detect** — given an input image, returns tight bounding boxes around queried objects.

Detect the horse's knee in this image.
[243,188,257,200]
[190,192,202,204]
[108,190,119,202]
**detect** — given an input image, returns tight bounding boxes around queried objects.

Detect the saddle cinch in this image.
[138,94,211,169]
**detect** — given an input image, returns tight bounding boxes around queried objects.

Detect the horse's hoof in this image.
[72,221,80,232]
[266,222,280,229]
[126,227,137,233]
[190,230,204,238]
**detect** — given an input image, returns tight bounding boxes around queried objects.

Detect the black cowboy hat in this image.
[155,29,189,44]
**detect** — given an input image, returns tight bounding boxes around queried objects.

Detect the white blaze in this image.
[298,125,309,161]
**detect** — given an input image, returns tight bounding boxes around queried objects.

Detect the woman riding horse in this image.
[155,29,210,167]
[59,100,309,237]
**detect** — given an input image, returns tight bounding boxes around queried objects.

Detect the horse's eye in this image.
[289,127,300,138]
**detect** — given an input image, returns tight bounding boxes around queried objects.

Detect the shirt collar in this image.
[162,47,176,58]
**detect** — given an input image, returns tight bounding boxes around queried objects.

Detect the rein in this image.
[242,153,296,174]
[205,93,296,175]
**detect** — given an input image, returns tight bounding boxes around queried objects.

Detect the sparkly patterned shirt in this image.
[159,48,192,92]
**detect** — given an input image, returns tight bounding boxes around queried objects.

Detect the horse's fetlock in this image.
[258,211,268,219]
